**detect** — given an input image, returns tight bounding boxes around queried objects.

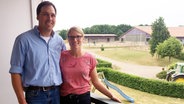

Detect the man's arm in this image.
[11,73,27,104]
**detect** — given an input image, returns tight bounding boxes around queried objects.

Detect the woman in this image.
[60,26,121,104]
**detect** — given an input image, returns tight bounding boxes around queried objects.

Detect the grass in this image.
[84,45,183,67]
[83,42,184,104]
[92,82,184,104]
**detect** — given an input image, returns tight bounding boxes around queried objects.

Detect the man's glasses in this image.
[68,36,83,40]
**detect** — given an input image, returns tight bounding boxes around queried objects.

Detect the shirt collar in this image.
[34,26,55,37]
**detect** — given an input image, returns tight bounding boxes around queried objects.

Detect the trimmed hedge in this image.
[96,67,184,98]
[96,58,112,68]
[96,59,184,98]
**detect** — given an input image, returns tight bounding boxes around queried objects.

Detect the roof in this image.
[84,34,117,37]
[135,26,184,37]
[135,26,152,34]
[167,27,184,37]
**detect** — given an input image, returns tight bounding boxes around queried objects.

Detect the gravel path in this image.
[89,52,163,79]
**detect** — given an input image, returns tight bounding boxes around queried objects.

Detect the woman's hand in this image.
[111,95,122,103]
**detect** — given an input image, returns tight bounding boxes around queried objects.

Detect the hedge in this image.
[96,65,184,98]
[96,58,112,68]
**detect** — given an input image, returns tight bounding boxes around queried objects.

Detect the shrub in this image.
[175,52,184,60]
[97,59,184,98]
[100,44,104,51]
[97,58,112,68]
[97,67,184,98]
[156,70,167,79]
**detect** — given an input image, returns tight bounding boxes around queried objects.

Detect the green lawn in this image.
[84,43,184,104]
[93,82,184,104]
[84,46,183,67]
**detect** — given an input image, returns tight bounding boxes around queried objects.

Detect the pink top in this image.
[60,50,97,96]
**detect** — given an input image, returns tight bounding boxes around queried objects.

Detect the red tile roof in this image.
[135,26,184,37]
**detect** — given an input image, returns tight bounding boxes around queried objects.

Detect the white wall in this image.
[0,0,41,103]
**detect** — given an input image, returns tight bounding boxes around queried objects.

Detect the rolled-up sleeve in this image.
[9,35,26,74]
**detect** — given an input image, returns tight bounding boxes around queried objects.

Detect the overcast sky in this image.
[48,0,184,30]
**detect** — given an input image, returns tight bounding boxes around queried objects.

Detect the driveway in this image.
[89,52,163,79]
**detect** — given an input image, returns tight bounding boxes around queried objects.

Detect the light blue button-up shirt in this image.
[9,26,66,87]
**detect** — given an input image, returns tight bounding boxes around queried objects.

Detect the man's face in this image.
[37,5,56,32]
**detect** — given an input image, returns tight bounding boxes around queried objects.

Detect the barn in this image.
[84,34,117,43]
[119,26,184,45]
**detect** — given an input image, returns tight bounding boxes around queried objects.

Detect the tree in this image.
[59,30,67,40]
[83,24,132,38]
[115,24,132,37]
[149,17,170,56]
[58,24,132,40]
[156,37,183,61]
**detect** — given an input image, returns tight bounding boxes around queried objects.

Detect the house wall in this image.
[0,0,42,104]
[120,28,150,44]
[176,37,184,45]
[85,36,115,43]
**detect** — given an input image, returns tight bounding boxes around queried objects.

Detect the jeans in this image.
[25,87,60,104]
[60,91,90,104]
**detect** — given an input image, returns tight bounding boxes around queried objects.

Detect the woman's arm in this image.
[90,67,121,103]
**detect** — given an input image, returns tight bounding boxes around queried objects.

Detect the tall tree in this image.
[149,17,170,56]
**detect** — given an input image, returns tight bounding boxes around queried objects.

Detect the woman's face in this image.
[68,30,83,50]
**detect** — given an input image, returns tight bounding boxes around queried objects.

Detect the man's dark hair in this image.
[36,1,57,16]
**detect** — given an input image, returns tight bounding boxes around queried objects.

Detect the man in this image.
[9,1,66,104]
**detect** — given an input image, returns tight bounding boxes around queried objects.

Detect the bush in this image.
[100,44,104,51]
[97,68,184,98]
[175,52,184,60]
[97,58,112,68]
[156,70,167,79]
[168,63,176,70]
[97,58,184,98]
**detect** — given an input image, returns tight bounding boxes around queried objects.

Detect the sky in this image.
[48,0,184,30]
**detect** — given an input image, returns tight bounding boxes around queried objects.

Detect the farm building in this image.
[119,26,184,45]
[84,34,117,43]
